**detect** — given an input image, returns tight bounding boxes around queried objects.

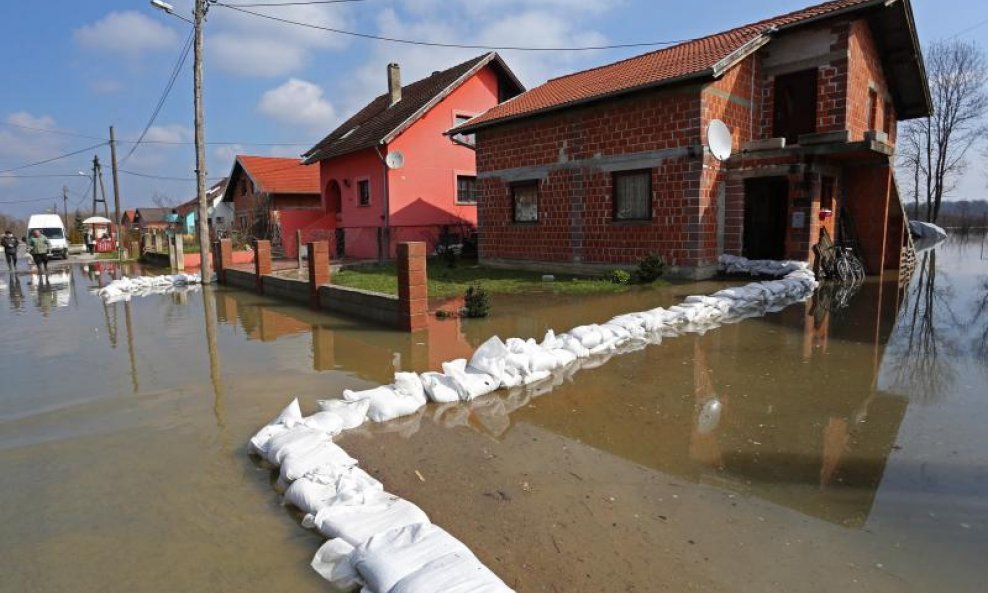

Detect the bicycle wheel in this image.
[836,257,852,283]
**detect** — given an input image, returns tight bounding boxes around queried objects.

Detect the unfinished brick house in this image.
[452,0,930,277]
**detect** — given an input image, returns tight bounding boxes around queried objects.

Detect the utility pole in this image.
[193,0,212,283]
[62,185,68,227]
[109,126,123,260]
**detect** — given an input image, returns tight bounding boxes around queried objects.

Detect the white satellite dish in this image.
[385,151,405,170]
[707,119,733,161]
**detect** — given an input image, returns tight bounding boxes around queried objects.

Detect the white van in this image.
[27,214,69,259]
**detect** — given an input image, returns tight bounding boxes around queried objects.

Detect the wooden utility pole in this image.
[62,185,68,227]
[193,0,212,283]
[109,126,123,259]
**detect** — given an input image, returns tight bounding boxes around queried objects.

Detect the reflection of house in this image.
[454,0,930,277]
[220,156,321,258]
[302,53,524,260]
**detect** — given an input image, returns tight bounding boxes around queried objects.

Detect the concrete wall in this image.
[318,285,400,326]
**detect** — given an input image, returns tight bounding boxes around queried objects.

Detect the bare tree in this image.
[151,191,178,209]
[898,40,988,222]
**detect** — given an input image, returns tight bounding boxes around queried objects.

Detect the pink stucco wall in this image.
[318,64,503,259]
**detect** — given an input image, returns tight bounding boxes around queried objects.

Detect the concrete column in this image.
[173,233,185,272]
[215,239,233,284]
[254,239,271,294]
[307,240,330,309]
[397,241,427,332]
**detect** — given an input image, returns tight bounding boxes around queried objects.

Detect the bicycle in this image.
[833,246,865,284]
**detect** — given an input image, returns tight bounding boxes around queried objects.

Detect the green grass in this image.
[331,258,667,298]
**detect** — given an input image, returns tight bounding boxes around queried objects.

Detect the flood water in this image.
[1,238,986,593]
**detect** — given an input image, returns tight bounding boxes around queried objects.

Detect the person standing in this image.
[1,230,18,272]
[84,229,95,255]
[28,229,51,275]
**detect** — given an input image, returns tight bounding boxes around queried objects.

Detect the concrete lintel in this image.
[479,146,691,182]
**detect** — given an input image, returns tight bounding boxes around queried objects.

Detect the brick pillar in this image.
[397,241,427,332]
[215,239,233,284]
[254,239,271,293]
[307,240,330,309]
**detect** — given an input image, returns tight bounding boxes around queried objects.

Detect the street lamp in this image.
[151,0,212,283]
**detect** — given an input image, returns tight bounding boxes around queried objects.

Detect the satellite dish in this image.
[707,119,733,161]
[385,151,405,170]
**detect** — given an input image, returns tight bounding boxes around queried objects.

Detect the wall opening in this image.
[773,69,818,145]
[743,177,789,260]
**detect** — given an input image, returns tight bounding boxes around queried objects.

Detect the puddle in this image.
[1,238,986,592]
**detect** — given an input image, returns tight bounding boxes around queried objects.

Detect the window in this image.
[452,114,475,146]
[613,170,652,221]
[773,69,818,144]
[357,179,371,207]
[215,216,225,224]
[867,88,879,131]
[457,175,478,204]
[512,182,538,223]
[883,100,894,135]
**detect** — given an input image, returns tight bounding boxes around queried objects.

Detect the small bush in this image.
[463,284,490,318]
[605,269,631,284]
[632,253,666,284]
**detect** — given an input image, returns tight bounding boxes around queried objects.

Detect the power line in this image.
[214,3,686,51]
[950,17,988,40]
[120,169,222,181]
[0,195,61,205]
[121,29,195,166]
[224,0,364,5]
[0,173,86,179]
[0,142,108,175]
[0,122,107,141]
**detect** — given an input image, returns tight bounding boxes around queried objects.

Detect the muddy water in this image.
[1,241,986,593]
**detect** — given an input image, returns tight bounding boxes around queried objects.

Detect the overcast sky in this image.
[0,0,985,218]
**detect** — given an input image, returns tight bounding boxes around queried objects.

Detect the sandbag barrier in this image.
[96,273,202,303]
[247,254,818,593]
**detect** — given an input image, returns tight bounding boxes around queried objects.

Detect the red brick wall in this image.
[847,19,896,144]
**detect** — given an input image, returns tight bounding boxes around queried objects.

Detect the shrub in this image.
[463,284,490,318]
[632,253,666,284]
[605,269,631,284]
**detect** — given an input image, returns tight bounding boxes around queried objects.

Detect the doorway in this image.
[743,177,788,260]
[773,69,818,145]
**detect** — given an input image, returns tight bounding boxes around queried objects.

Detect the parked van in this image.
[27,214,69,259]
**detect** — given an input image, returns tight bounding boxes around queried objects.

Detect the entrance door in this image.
[743,177,788,260]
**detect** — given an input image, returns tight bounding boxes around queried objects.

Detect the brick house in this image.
[220,156,322,258]
[452,0,930,277]
[302,52,524,260]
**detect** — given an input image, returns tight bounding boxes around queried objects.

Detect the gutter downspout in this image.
[374,144,391,260]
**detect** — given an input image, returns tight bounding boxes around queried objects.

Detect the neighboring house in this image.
[121,209,137,232]
[175,178,231,238]
[302,52,524,260]
[176,198,198,236]
[132,208,174,232]
[452,0,929,277]
[220,156,322,258]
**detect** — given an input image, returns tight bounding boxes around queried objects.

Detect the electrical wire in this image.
[0,195,62,205]
[121,29,195,166]
[223,0,364,5]
[120,169,222,181]
[0,142,108,174]
[0,122,107,141]
[0,173,87,179]
[214,2,686,51]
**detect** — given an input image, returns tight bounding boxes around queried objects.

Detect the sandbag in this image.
[315,398,371,430]
[311,538,362,591]
[285,467,384,514]
[343,384,426,423]
[350,523,472,593]
[390,552,513,593]
[247,398,303,456]
[263,427,329,466]
[442,359,499,401]
[420,372,461,403]
[300,411,346,436]
[280,440,358,483]
[307,495,430,546]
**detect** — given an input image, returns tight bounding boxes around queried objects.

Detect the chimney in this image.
[387,63,401,106]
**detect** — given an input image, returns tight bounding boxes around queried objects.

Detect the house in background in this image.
[120,209,137,232]
[175,178,231,238]
[302,52,524,260]
[220,156,322,258]
[453,0,929,278]
[132,208,173,232]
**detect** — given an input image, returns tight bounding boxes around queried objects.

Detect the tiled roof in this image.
[303,52,523,163]
[133,207,170,224]
[458,0,878,131]
[238,156,320,195]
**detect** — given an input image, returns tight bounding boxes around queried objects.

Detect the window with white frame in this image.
[456,175,478,204]
[612,170,652,221]
[512,181,538,223]
[357,179,371,207]
[453,114,475,146]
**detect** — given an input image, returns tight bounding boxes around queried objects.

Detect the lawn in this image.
[331,259,666,298]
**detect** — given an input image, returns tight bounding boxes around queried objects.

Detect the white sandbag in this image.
[350,523,472,593]
[248,398,303,455]
[556,333,590,358]
[390,552,513,593]
[285,467,384,514]
[442,359,499,401]
[307,495,430,546]
[548,348,577,368]
[311,538,362,591]
[468,336,509,380]
[300,411,346,436]
[343,384,426,423]
[394,372,425,401]
[569,324,603,349]
[420,372,461,403]
[315,398,371,430]
[539,329,559,350]
[264,427,329,466]
[280,440,358,483]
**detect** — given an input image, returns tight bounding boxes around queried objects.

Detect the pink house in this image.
[302,52,524,259]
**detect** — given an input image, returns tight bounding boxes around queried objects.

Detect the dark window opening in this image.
[773,69,818,145]
[512,182,538,223]
[883,99,894,135]
[357,179,370,207]
[867,89,879,131]
[612,169,652,221]
[452,115,475,146]
[456,175,478,204]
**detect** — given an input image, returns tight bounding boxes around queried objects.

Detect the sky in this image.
[0,0,986,218]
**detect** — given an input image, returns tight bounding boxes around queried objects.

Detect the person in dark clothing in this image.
[28,229,51,275]
[1,230,18,271]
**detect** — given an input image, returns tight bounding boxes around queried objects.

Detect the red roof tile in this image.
[459,0,878,131]
[237,155,320,195]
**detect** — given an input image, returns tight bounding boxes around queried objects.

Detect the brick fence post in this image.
[215,239,233,284]
[307,240,330,309]
[254,239,271,294]
[397,241,427,332]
